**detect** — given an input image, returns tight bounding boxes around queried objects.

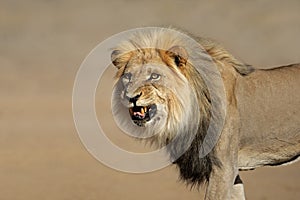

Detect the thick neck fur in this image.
[169,69,221,187]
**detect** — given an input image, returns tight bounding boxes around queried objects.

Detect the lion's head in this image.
[111,30,212,148]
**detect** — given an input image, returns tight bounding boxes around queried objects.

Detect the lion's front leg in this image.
[205,164,237,200]
[205,112,240,200]
[231,175,246,200]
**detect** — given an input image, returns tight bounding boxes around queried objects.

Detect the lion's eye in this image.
[123,72,132,80]
[150,73,160,80]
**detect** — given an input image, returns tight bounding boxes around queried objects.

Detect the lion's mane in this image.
[111,28,254,187]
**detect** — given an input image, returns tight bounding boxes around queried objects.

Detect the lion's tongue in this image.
[133,111,145,119]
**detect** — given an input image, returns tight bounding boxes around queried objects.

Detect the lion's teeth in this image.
[144,107,147,112]
[141,107,144,114]
[129,108,133,115]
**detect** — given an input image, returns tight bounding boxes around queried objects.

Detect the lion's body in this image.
[111,28,300,199]
[236,65,300,169]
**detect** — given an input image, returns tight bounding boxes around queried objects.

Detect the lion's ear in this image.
[166,46,188,67]
[111,50,132,69]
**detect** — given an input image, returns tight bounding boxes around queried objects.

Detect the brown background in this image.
[1,0,300,199]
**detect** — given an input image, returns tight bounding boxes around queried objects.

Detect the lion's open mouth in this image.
[129,104,157,126]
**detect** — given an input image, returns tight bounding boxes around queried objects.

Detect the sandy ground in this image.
[1,0,300,199]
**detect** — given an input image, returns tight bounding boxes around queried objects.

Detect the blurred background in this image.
[1,0,300,199]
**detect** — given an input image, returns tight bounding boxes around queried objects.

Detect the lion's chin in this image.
[129,104,157,127]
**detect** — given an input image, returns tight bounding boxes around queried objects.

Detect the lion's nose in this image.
[128,92,142,105]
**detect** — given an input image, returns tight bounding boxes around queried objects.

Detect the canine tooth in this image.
[129,108,133,115]
[144,107,147,112]
[141,107,144,114]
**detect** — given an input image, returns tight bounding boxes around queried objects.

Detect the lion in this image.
[110,28,300,200]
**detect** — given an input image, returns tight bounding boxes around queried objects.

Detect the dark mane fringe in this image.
[172,127,221,188]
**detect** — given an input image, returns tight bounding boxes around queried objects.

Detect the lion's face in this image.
[111,47,200,144]
[120,63,167,127]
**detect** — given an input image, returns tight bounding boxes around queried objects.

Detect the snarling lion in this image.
[111,28,300,199]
